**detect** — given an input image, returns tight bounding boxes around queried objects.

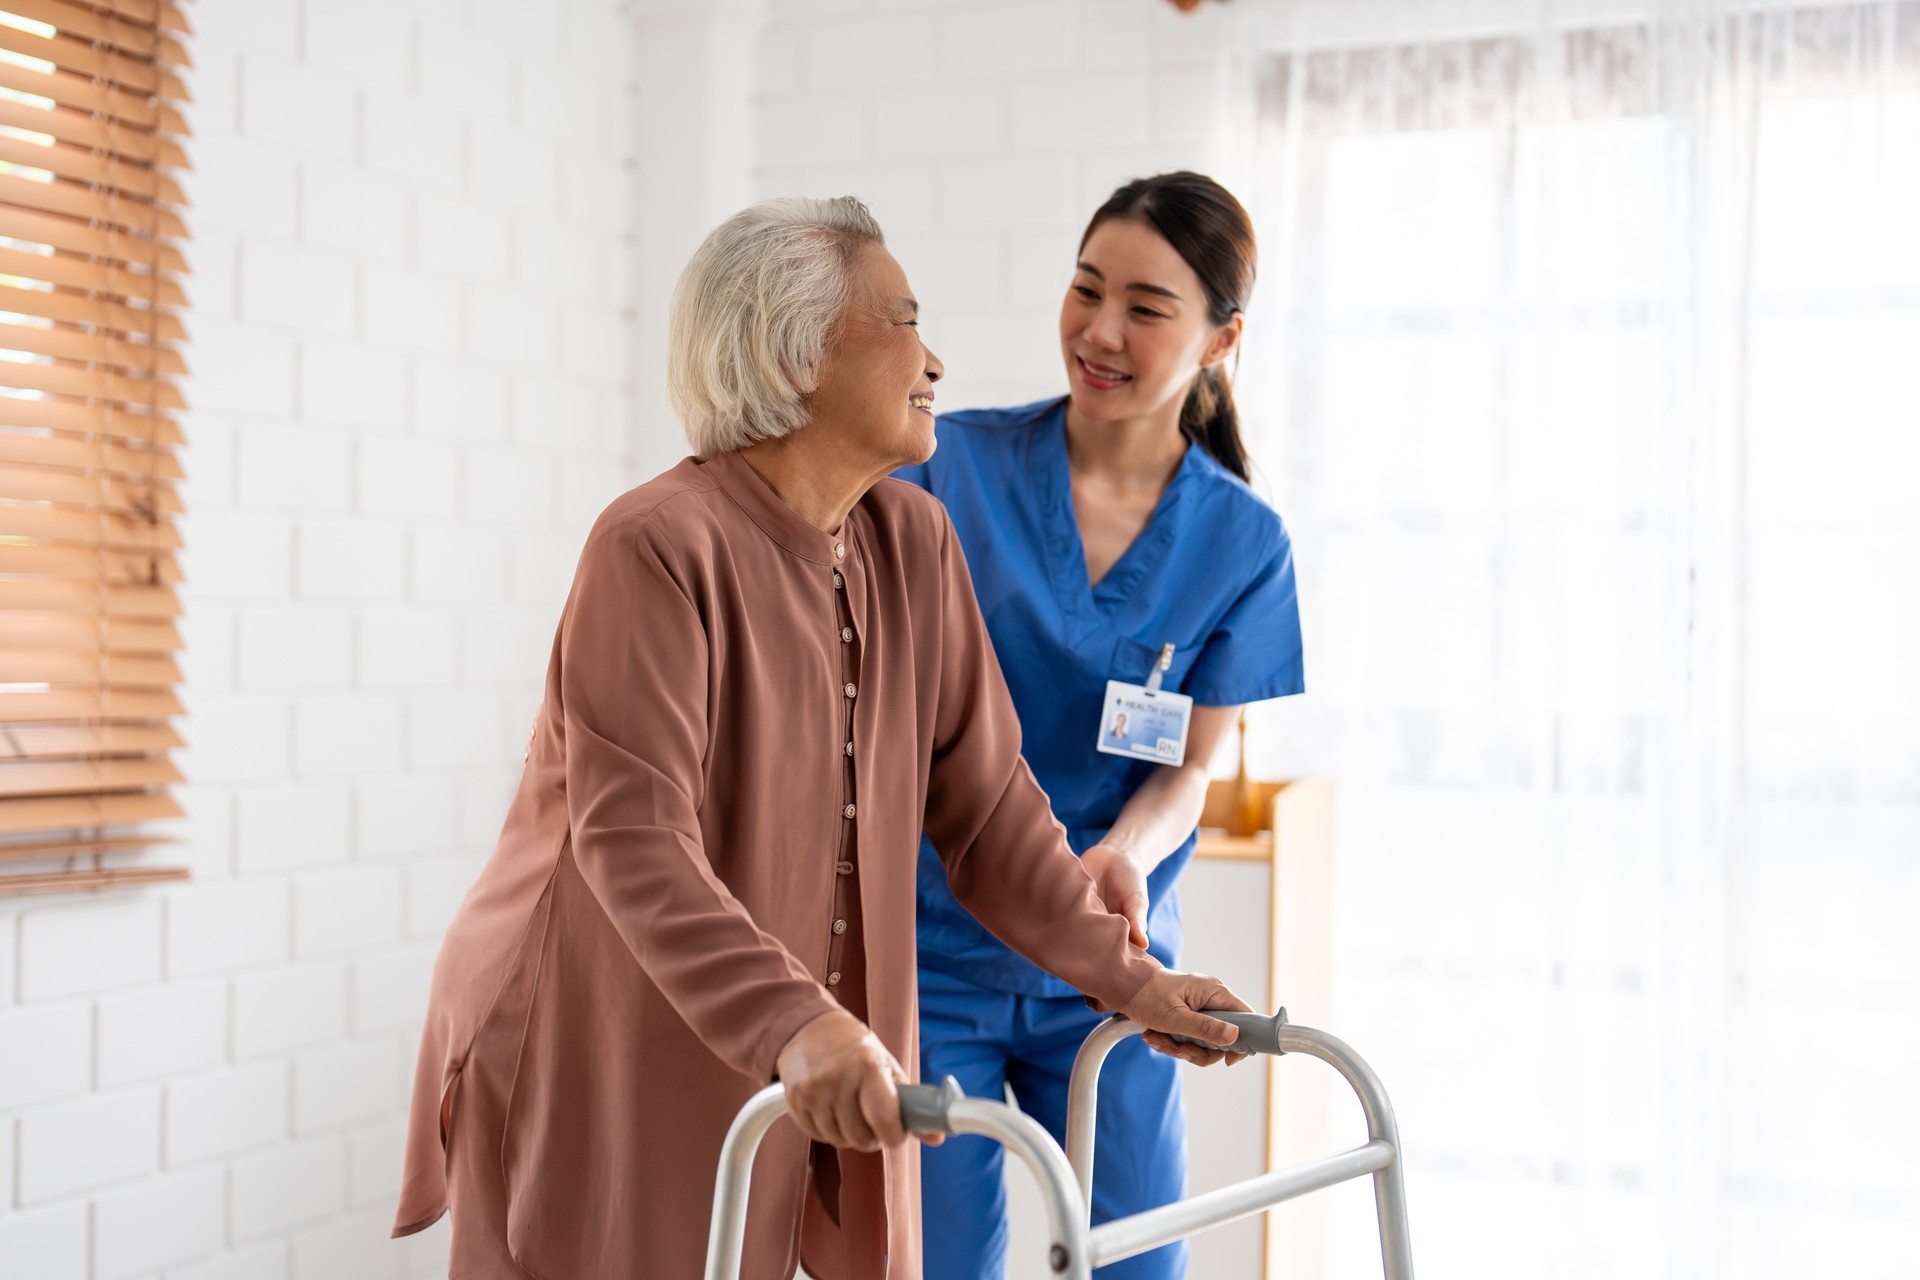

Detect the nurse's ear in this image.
[1199,309,1244,371]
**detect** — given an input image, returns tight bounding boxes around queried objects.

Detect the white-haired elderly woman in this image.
[390,197,1252,1280]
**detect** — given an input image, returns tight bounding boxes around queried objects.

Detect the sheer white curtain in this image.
[1223,2,1920,1277]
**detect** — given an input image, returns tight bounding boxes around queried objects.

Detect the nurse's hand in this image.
[1082,843,1150,950]
[1118,970,1255,1068]
[775,1008,939,1152]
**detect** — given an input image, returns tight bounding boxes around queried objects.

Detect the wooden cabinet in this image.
[1192,776,1336,1280]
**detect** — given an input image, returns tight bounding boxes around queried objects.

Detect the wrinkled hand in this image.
[774,1009,938,1151]
[1117,969,1254,1068]
[1082,843,1150,950]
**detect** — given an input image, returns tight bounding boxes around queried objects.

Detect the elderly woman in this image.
[390,197,1252,1280]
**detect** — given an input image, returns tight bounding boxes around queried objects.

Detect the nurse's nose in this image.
[1085,301,1125,352]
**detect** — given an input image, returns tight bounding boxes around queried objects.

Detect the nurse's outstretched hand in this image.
[775,1008,937,1152]
[1118,970,1255,1068]
[1081,843,1150,949]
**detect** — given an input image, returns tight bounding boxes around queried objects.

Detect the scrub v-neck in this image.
[1033,403,1197,639]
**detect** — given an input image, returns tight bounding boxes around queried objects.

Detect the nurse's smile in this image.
[1074,354,1133,391]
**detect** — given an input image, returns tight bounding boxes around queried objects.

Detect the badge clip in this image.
[1145,643,1176,694]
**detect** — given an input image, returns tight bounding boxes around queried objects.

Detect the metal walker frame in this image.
[705,1007,1414,1279]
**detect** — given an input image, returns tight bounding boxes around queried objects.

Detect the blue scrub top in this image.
[896,398,1306,997]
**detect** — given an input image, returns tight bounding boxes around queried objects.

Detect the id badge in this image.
[1096,642,1192,765]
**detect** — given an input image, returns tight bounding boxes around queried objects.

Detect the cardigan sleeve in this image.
[920,513,1161,1013]
[559,517,840,1083]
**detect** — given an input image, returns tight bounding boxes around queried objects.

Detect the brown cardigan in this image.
[391,449,1158,1278]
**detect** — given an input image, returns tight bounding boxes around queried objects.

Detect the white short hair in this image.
[668,196,886,456]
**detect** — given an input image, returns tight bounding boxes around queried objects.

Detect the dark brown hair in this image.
[1078,171,1256,481]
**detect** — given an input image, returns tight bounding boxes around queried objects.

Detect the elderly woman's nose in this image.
[924,345,944,383]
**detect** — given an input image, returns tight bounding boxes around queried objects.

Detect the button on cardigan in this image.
[391,449,1160,1280]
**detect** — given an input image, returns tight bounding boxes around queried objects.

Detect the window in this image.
[1242,4,1920,1275]
[0,1,191,896]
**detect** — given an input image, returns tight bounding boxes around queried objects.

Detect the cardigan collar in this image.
[703,449,847,566]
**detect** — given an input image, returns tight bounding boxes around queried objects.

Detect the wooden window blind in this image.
[0,0,191,897]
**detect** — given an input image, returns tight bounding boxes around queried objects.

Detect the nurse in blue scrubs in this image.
[896,172,1305,1279]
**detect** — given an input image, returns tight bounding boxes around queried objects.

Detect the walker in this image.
[704,1007,1415,1279]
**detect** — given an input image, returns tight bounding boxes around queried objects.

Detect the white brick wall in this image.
[0,1,636,1276]
[93,1169,227,1280]
[752,0,1239,414]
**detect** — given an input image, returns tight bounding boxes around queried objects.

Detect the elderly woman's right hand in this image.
[1118,969,1255,1067]
[775,1009,932,1152]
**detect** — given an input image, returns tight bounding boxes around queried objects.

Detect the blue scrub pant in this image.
[917,966,1187,1280]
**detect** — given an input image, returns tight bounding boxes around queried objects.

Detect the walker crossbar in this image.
[703,1010,1414,1280]
[1066,1011,1414,1279]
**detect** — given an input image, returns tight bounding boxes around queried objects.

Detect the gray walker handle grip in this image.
[1168,1007,1290,1055]
[898,1076,965,1135]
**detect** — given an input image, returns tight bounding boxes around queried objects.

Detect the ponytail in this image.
[1178,365,1249,483]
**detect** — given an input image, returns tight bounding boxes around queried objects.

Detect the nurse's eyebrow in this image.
[1075,260,1181,302]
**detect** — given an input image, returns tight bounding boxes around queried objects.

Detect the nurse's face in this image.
[808,243,945,468]
[1058,218,1238,427]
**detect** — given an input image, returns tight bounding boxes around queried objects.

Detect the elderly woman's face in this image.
[808,244,944,466]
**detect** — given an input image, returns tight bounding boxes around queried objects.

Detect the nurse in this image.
[897,172,1305,1278]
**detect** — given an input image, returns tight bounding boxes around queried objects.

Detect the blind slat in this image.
[0,431,183,480]
[0,245,188,308]
[0,866,189,896]
[0,479,182,525]
[89,0,193,29]
[0,398,183,447]
[0,97,187,169]
[0,614,181,656]
[3,0,167,56]
[95,0,161,22]
[0,361,185,410]
[0,790,183,835]
[0,833,179,862]
[0,651,181,686]
[0,542,180,582]
[0,578,180,616]
[0,21,160,93]
[0,282,187,341]
[0,688,184,722]
[0,134,180,204]
[80,1,194,37]
[0,206,187,273]
[2,729,183,763]
[0,57,166,131]
[0,757,181,798]
[0,171,185,240]
[0,464,178,513]
[0,324,188,378]
[0,508,180,553]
